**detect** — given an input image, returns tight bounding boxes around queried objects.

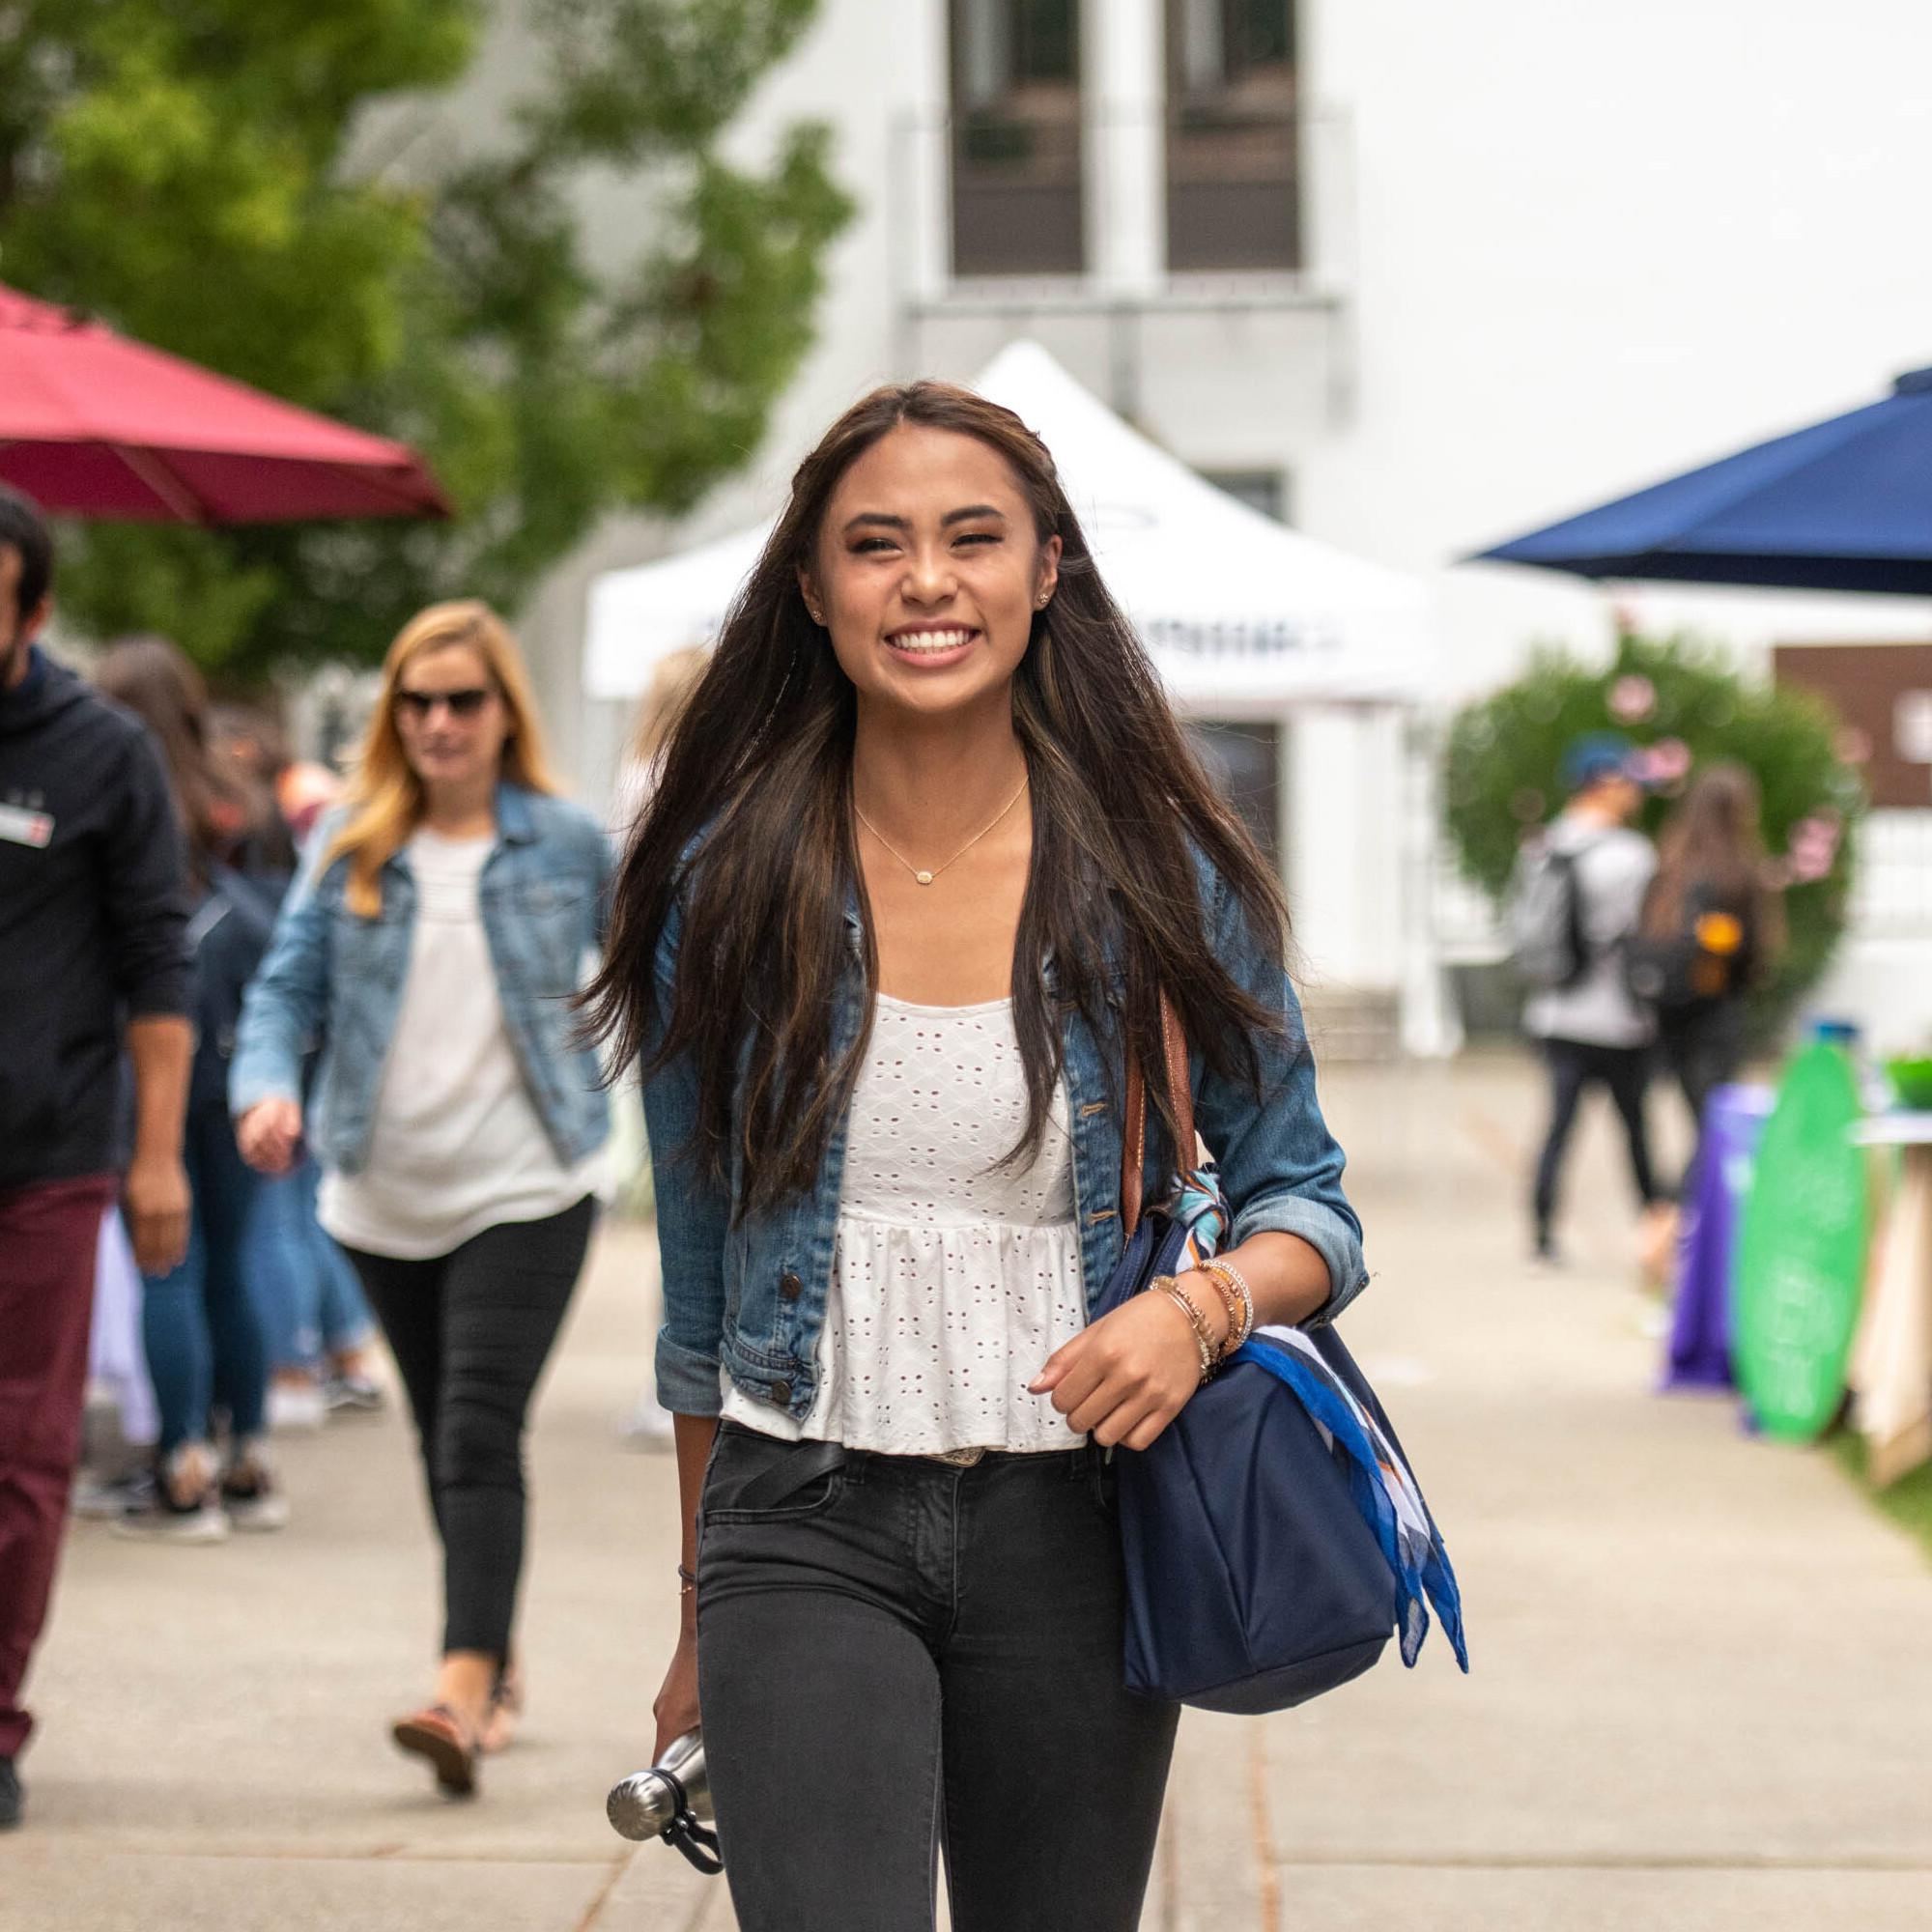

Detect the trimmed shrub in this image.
[1442,630,1862,1033]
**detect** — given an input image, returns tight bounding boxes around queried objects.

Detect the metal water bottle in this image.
[607,1730,722,1874]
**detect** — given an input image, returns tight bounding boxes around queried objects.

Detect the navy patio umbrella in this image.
[1473,367,1932,596]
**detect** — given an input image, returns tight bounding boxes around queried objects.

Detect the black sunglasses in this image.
[395,686,493,720]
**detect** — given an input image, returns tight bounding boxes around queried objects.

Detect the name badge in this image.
[0,804,54,848]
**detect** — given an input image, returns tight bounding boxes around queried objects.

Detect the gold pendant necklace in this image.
[853,774,1029,887]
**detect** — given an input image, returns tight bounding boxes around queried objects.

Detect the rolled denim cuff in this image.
[656,1327,725,1417]
[228,1063,300,1121]
[1229,1194,1370,1326]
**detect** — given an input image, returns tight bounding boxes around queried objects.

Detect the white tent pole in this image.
[1399,708,1463,1058]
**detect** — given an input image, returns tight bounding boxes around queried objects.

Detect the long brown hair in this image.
[325,601,561,918]
[583,380,1293,1213]
[1642,761,1786,967]
[95,636,242,886]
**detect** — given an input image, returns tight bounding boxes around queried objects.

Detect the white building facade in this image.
[507,0,1932,1049]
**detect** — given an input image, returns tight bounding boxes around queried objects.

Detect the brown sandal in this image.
[390,1703,479,1797]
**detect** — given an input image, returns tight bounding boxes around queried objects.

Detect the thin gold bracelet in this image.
[1151,1275,1216,1382]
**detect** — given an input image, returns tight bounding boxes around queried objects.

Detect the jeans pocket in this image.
[701,1429,849,1526]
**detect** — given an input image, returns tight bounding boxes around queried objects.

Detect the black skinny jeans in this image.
[1657,1001,1747,1195]
[696,1421,1179,1932]
[1532,1037,1662,1236]
[1658,1000,1747,1133]
[344,1196,594,1660]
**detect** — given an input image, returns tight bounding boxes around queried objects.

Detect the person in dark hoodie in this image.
[0,488,192,1831]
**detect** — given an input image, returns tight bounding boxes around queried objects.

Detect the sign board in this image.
[1775,643,1932,807]
[1733,1044,1869,1442]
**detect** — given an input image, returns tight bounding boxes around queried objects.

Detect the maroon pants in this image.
[0,1173,116,1759]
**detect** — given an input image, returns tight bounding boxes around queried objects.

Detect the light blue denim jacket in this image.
[644,854,1368,1420]
[230,783,612,1176]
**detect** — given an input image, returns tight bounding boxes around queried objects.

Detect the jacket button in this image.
[779,1270,803,1301]
[771,1380,792,1406]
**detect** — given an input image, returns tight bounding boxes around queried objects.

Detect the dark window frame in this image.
[1164,0,1301,273]
[1197,466,1292,525]
[949,0,1086,278]
[1186,717,1284,867]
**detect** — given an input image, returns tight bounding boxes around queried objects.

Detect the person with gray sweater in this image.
[1524,739,1666,1265]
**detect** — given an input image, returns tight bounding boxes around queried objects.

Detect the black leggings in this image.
[697,1423,1178,1932]
[1532,1037,1662,1236]
[344,1196,595,1660]
[1657,1002,1747,1196]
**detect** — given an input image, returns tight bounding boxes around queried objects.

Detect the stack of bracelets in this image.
[1150,1257,1256,1383]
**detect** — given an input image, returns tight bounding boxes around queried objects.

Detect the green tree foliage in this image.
[0,0,852,674]
[1442,631,1864,1027]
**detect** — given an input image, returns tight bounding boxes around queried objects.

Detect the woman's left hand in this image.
[1029,1286,1213,1451]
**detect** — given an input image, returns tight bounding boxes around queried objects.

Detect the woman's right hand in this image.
[652,1622,701,1761]
[237,1096,303,1176]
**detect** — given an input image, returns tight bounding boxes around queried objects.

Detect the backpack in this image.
[1505,840,1589,989]
[1625,884,1747,1014]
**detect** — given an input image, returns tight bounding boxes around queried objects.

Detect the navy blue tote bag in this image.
[1097,1001,1465,1714]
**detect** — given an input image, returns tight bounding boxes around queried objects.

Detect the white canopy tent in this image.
[583,341,1427,706]
[582,343,1452,1052]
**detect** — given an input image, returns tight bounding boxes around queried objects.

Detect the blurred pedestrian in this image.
[232,601,611,1798]
[1520,734,1668,1267]
[207,717,383,1429]
[94,639,287,1541]
[248,1152,384,1429]
[1630,761,1785,1171]
[205,702,299,875]
[609,643,707,839]
[585,383,1366,1932]
[0,491,191,1829]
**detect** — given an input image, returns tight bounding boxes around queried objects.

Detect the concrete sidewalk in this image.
[6,1055,1930,1930]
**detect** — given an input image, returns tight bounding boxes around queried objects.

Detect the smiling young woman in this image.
[585,384,1366,1932]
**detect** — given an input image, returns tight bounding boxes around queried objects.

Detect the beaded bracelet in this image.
[1203,1258,1256,1353]
[1151,1275,1217,1383]
[677,1563,697,1597]
[1196,1266,1244,1355]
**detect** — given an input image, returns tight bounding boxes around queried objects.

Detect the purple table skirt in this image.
[1663,1083,1775,1391]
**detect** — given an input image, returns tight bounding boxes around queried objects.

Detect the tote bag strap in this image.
[1121,989,1195,1238]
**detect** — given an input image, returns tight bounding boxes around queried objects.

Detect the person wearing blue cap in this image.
[1520,734,1668,1266]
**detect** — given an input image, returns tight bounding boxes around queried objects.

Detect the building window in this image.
[950,0,1084,276]
[1198,467,1292,524]
[1188,720,1282,865]
[1165,0,1299,272]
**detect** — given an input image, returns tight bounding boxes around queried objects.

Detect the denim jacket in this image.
[644,854,1368,1421]
[230,783,612,1176]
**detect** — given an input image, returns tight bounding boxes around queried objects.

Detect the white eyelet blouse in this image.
[718,993,1088,1454]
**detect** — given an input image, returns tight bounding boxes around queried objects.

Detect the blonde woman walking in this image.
[233,602,611,1797]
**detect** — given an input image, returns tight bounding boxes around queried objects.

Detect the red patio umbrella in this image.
[0,282,448,523]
